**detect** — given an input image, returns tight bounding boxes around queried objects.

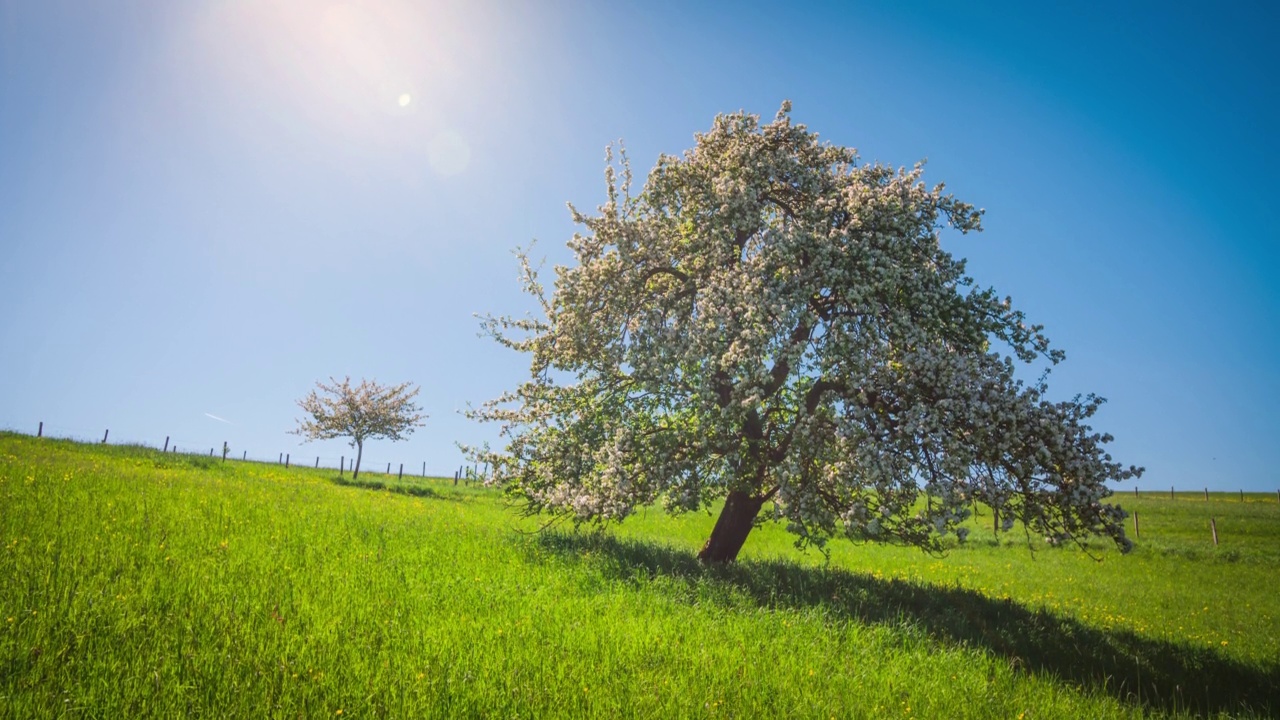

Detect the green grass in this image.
[2,432,1277,718]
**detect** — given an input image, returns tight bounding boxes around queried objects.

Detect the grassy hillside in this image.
[2,432,1277,718]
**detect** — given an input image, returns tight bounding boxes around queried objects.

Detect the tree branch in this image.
[763,378,846,465]
[756,484,780,503]
[637,265,692,288]
[714,369,733,409]
[804,379,844,415]
[764,192,799,220]
[761,319,813,400]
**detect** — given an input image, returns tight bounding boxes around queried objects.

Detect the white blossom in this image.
[467,104,1142,561]
[292,376,425,480]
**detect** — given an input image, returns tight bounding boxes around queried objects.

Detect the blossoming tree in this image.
[470,103,1142,563]
[293,377,425,480]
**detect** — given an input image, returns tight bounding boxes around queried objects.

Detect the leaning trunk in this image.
[353,440,364,480]
[697,490,767,563]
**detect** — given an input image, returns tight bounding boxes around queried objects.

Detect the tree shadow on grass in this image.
[535,531,1279,718]
[331,475,439,499]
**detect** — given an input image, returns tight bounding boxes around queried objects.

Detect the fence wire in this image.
[5,420,478,481]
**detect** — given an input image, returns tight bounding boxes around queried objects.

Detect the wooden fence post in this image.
[1204,488,1209,501]
[1240,489,1244,502]
[1134,486,1138,498]
[398,463,403,480]
[1211,517,1218,546]
[1133,511,1139,538]
[209,448,213,456]
[242,450,246,461]
[1170,486,1174,500]
[315,456,319,468]
[285,454,290,469]
[37,421,43,438]
[386,462,391,475]
[340,456,345,478]
[102,429,109,444]
[278,453,282,464]
[163,436,169,452]
[422,461,426,477]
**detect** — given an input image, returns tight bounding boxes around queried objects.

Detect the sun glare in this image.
[185,0,495,169]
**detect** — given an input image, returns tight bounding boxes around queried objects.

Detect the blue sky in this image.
[2,0,1276,490]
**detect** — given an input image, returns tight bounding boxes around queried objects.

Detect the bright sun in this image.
[186,0,490,178]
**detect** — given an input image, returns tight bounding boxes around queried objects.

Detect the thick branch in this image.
[732,228,752,262]
[766,378,845,465]
[764,192,799,220]
[805,379,845,414]
[713,369,733,408]
[637,265,692,287]
[761,319,814,400]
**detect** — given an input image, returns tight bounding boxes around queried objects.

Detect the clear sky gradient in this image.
[2,1,1276,490]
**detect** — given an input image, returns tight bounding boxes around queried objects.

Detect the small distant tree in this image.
[469,103,1142,564]
[292,377,425,479]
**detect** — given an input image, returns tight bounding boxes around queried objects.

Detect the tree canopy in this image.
[470,103,1142,563]
[293,376,425,479]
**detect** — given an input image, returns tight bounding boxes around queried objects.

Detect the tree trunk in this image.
[697,490,767,563]
[353,441,364,480]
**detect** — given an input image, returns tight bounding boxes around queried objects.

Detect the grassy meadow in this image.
[1,431,1277,718]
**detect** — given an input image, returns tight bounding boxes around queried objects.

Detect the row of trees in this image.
[297,102,1141,564]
